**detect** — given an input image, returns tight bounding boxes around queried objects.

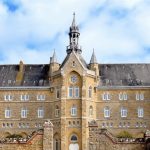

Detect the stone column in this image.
[43,120,53,150]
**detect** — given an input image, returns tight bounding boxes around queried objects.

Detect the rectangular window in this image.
[37,94,45,101]
[56,88,60,99]
[102,92,110,100]
[121,108,127,117]
[119,92,127,100]
[38,108,44,118]
[104,107,110,118]
[74,87,79,98]
[138,108,144,118]
[55,109,59,117]
[21,95,29,101]
[21,108,28,118]
[69,87,73,98]
[136,93,144,100]
[5,109,11,118]
[71,107,77,116]
[4,95,13,101]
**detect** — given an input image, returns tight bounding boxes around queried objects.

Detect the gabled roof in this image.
[99,64,150,86]
[0,65,49,87]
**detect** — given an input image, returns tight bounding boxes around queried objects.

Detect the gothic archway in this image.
[53,133,61,150]
[69,134,79,150]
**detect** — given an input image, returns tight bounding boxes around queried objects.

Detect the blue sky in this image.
[0,0,150,64]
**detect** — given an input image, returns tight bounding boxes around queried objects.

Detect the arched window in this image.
[71,134,78,142]
[88,86,92,98]
[71,105,77,116]
[55,105,60,117]
[104,107,110,118]
[89,106,93,116]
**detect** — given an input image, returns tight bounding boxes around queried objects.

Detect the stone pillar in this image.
[43,120,53,150]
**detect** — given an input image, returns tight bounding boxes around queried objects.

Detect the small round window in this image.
[70,75,77,83]
[71,135,78,142]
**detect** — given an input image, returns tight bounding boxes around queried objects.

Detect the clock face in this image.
[70,75,77,83]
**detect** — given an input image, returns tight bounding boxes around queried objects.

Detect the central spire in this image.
[66,13,82,55]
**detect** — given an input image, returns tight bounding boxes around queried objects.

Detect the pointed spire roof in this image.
[90,49,97,64]
[71,12,76,27]
[51,50,58,63]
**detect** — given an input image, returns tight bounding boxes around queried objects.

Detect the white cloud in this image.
[0,0,149,64]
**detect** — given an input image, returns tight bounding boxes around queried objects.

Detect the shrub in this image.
[117,131,133,138]
[6,134,22,139]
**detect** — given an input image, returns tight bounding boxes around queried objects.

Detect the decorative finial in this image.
[72,12,76,27]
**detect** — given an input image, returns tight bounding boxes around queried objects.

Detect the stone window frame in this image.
[118,92,128,100]
[4,94,13,101]
[5,107,11,118]
[104,106,110,118]
[136,92,144,101]
[89,105,93,117]
[68,86,80,98]
[37,107,44,118]
[71,105,77,116]
[137,107,144,118]
[120,107,127,118]
[88,86,92,98]
[56,88,60,99]
[55,105,60,117]
[21,107,28,118]
[21,94,29,101]
[37,94,45,101]
[102,92,111,101]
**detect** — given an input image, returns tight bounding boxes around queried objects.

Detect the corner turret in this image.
[89,49,99,76]
[49,50,60,77]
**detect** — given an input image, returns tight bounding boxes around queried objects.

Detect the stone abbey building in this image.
[0,14,149,150]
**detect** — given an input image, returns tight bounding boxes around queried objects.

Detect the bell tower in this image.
[67,13,82,54]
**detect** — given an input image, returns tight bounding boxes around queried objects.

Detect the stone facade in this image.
[0,14,149,150]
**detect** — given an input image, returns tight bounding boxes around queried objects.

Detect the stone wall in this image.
[89,120,147,150]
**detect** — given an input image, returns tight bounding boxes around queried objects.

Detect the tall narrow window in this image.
[89,106,93,116]
[21,107,28,118]
[138,107,144,118]
[38,107,44,118]
[104,107,110,118]
[56,88,60,99]
[5,108,11,118]
[68,86,73,98]
[71,105,77,116]
[55,105,60,117]
[121,107,127,118]
[74,86,79,98]
[88,86,92,98]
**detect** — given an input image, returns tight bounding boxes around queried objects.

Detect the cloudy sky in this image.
[0,0,150,64]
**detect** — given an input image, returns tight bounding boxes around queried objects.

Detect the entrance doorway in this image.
[69,134,79,150]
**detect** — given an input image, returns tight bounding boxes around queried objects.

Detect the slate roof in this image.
[0,63,150,87]
[99,64,150,86]
[0,64,49,87]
